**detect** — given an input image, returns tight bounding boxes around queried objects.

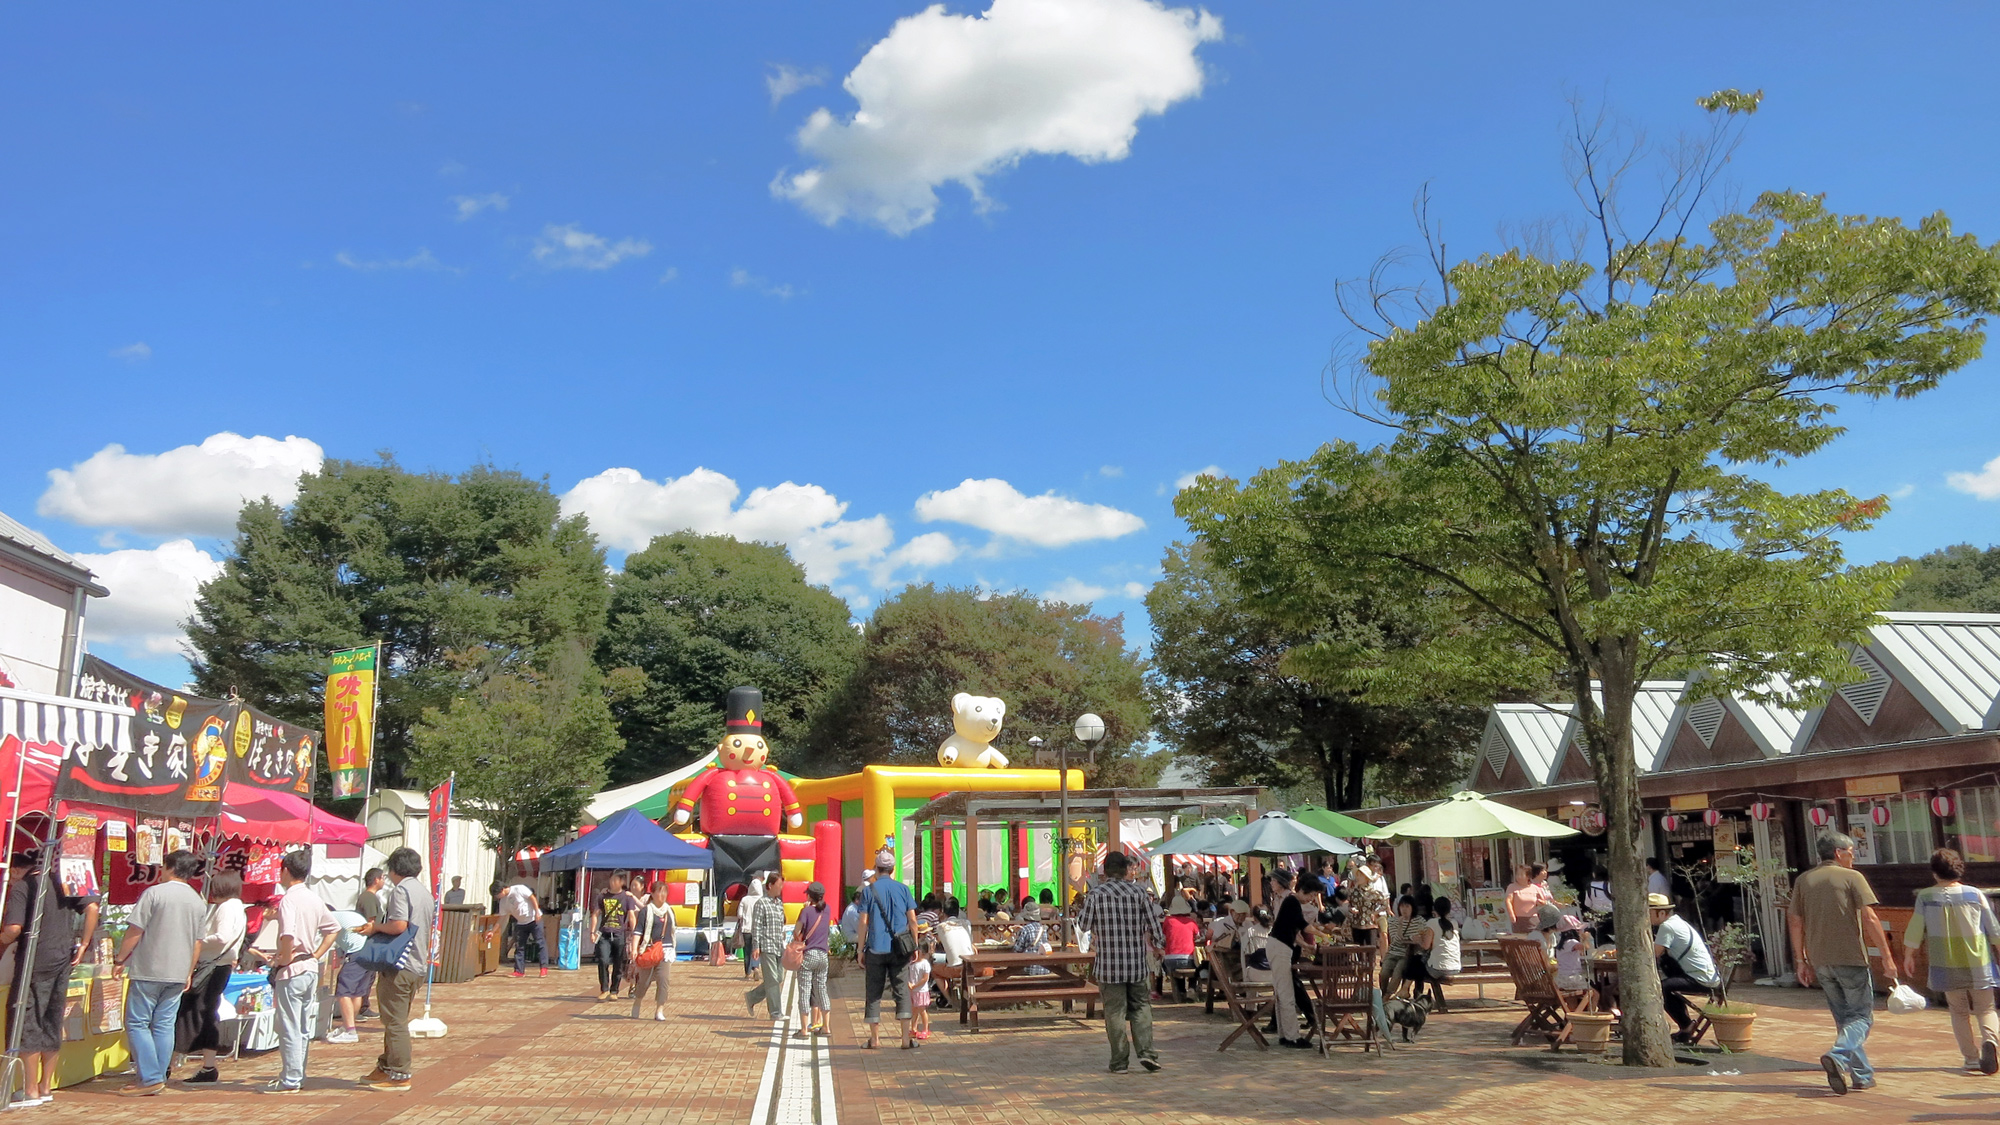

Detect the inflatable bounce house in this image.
[607,687,1082,933]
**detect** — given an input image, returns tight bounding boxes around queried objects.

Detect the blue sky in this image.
[5,2,1999,687]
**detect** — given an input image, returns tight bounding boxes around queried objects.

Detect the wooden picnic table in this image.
[956,950,1100,1033]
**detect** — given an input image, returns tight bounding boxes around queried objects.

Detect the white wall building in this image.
[0,510,104,697]
[364,788,498,904]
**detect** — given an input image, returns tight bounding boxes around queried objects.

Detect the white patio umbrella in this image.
[1150,817,1241,856]
[1207,811,1359,856]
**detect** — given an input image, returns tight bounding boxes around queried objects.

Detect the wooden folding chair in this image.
[1497,936,1594,1050]
[1214,958,1276,1052]
[1678,986,1727,1046]
[1304,944,1382,1055]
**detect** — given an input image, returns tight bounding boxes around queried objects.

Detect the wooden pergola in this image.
[908,786,1263,922]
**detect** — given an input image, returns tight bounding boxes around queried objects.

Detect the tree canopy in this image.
[408,642,625,857]
[807,584,1155,785]
[1180,91,2000,1066]
[1146,541,1482,808]
[186,458,610,786]
[1889,543,2000,612]
[597,532,862,782]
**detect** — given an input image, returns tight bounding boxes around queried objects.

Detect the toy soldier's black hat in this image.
[725,686,763,734]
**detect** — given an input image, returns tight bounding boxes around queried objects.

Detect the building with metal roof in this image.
[0,508,106,696]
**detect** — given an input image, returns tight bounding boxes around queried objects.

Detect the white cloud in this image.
[109,342,152,362]
[766,64,827,107]
[335,248,458,272]
[658,267,680,284]
[451,192,510,220]
[1043,577,1149,604]
[1889,483,1917,500]
[75,540,223,655]
[915,478,1144,548]
[1175,465,1222,490]
[1044,577,1109,604]
[730,267,797,299]
[531,224,652,270]
[870,531,964,585]
[771,0,1222,234]
[561,467,898,587]
[1098,465,1124,478]
[40,433,325,539]
[1947,456,2000,500]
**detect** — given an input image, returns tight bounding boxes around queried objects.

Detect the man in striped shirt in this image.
[1076,851,1165,1073]
[743,873,791,1020]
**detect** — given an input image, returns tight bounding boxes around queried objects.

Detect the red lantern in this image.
[1871,804,1892,828]
[1661,814,1682,832]
[1932,795,1955,819]
[1584,808,1607,833]
[1702,809,1722,828]
[1808,807,1831,828]
[1749,801,1773,822]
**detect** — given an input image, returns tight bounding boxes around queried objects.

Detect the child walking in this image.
[904,939,933,1044]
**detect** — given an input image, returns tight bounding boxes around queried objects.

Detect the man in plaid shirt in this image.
[1076,851,1165,1072]
[743,873,791,1020]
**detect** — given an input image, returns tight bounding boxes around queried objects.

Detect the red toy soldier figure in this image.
[670,687,803,837]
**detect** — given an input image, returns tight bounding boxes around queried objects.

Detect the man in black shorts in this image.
[0,852,100,1106]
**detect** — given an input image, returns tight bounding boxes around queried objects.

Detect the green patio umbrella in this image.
[1209,811,1359,856]
[1150,818,1239,856]
[1365,790,1580,841]
[1288,803,1379,839]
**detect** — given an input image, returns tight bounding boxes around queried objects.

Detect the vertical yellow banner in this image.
[326,645,378,798]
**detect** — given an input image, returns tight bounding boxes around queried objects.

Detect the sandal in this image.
[902,1040,918,1049]
[863,1040,879,1050]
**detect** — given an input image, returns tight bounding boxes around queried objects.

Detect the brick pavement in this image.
[28,963,2000,1124]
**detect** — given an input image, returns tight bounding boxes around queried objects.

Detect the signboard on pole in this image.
[427,775,453,962]
[326,646,379,799]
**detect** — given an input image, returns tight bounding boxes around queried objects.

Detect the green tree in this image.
[1146,541,1483,809]
[597,532,862,782]
[407,643,625,858]
[809,584,1154,785]
[1889,543,2000,612]
[1180,92,2000,1066]
[186,458,610,786]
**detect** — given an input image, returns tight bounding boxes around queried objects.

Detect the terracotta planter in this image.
[1569,1011,1616,1054]
[1706,1008,1756,1052]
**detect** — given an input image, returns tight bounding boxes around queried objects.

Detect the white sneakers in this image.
[326,1028,362,1044]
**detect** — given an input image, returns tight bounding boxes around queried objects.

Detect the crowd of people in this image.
[9,820,2000,1102]
[0,844,436,1102]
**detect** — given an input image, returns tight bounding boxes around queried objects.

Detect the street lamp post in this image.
[1063,713,1106,934]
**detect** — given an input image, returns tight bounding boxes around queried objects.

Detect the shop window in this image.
[1859,795,1931,866]
[1948,786,2000,864]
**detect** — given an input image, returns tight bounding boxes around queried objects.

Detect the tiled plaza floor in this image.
[33,962,2000,1124]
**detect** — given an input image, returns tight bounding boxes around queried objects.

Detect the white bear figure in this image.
[937,692,1009,769]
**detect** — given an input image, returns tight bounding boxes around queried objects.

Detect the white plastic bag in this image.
[1887,983,1928,1014]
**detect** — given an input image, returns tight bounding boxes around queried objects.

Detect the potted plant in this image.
[1569,1010,1617,1054]
[827,930,855,978]
[1702,922,1758,1050]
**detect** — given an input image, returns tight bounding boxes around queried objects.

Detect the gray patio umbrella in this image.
[1149,817,1240,856]
[1206,811,1359,856]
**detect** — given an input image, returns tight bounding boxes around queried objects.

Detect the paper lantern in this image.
[1932,795,1955,819]
[1584,808,1607,833]
[1749,801,1773,822]
[1661,814,1682,832]
[1807,807,1831,828]
[1871,805,1892,828]
[1702,809,1722,828]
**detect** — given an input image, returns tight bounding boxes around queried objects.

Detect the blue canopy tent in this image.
[541,807,715,872]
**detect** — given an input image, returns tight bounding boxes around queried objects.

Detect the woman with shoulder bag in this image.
[176,871,247,1084]
[631,879,678,1021]
[792,882,834,1038]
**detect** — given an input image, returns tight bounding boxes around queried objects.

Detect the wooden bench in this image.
[958,951,1100,1032]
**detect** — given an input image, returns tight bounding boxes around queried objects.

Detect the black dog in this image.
[1383,993,1433,1042]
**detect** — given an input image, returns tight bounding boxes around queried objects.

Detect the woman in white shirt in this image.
[1402,894,1462,1001]
[178,870,248,1084]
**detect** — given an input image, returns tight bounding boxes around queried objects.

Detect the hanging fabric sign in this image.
[325,645,379,799]
[66,657,228,814]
